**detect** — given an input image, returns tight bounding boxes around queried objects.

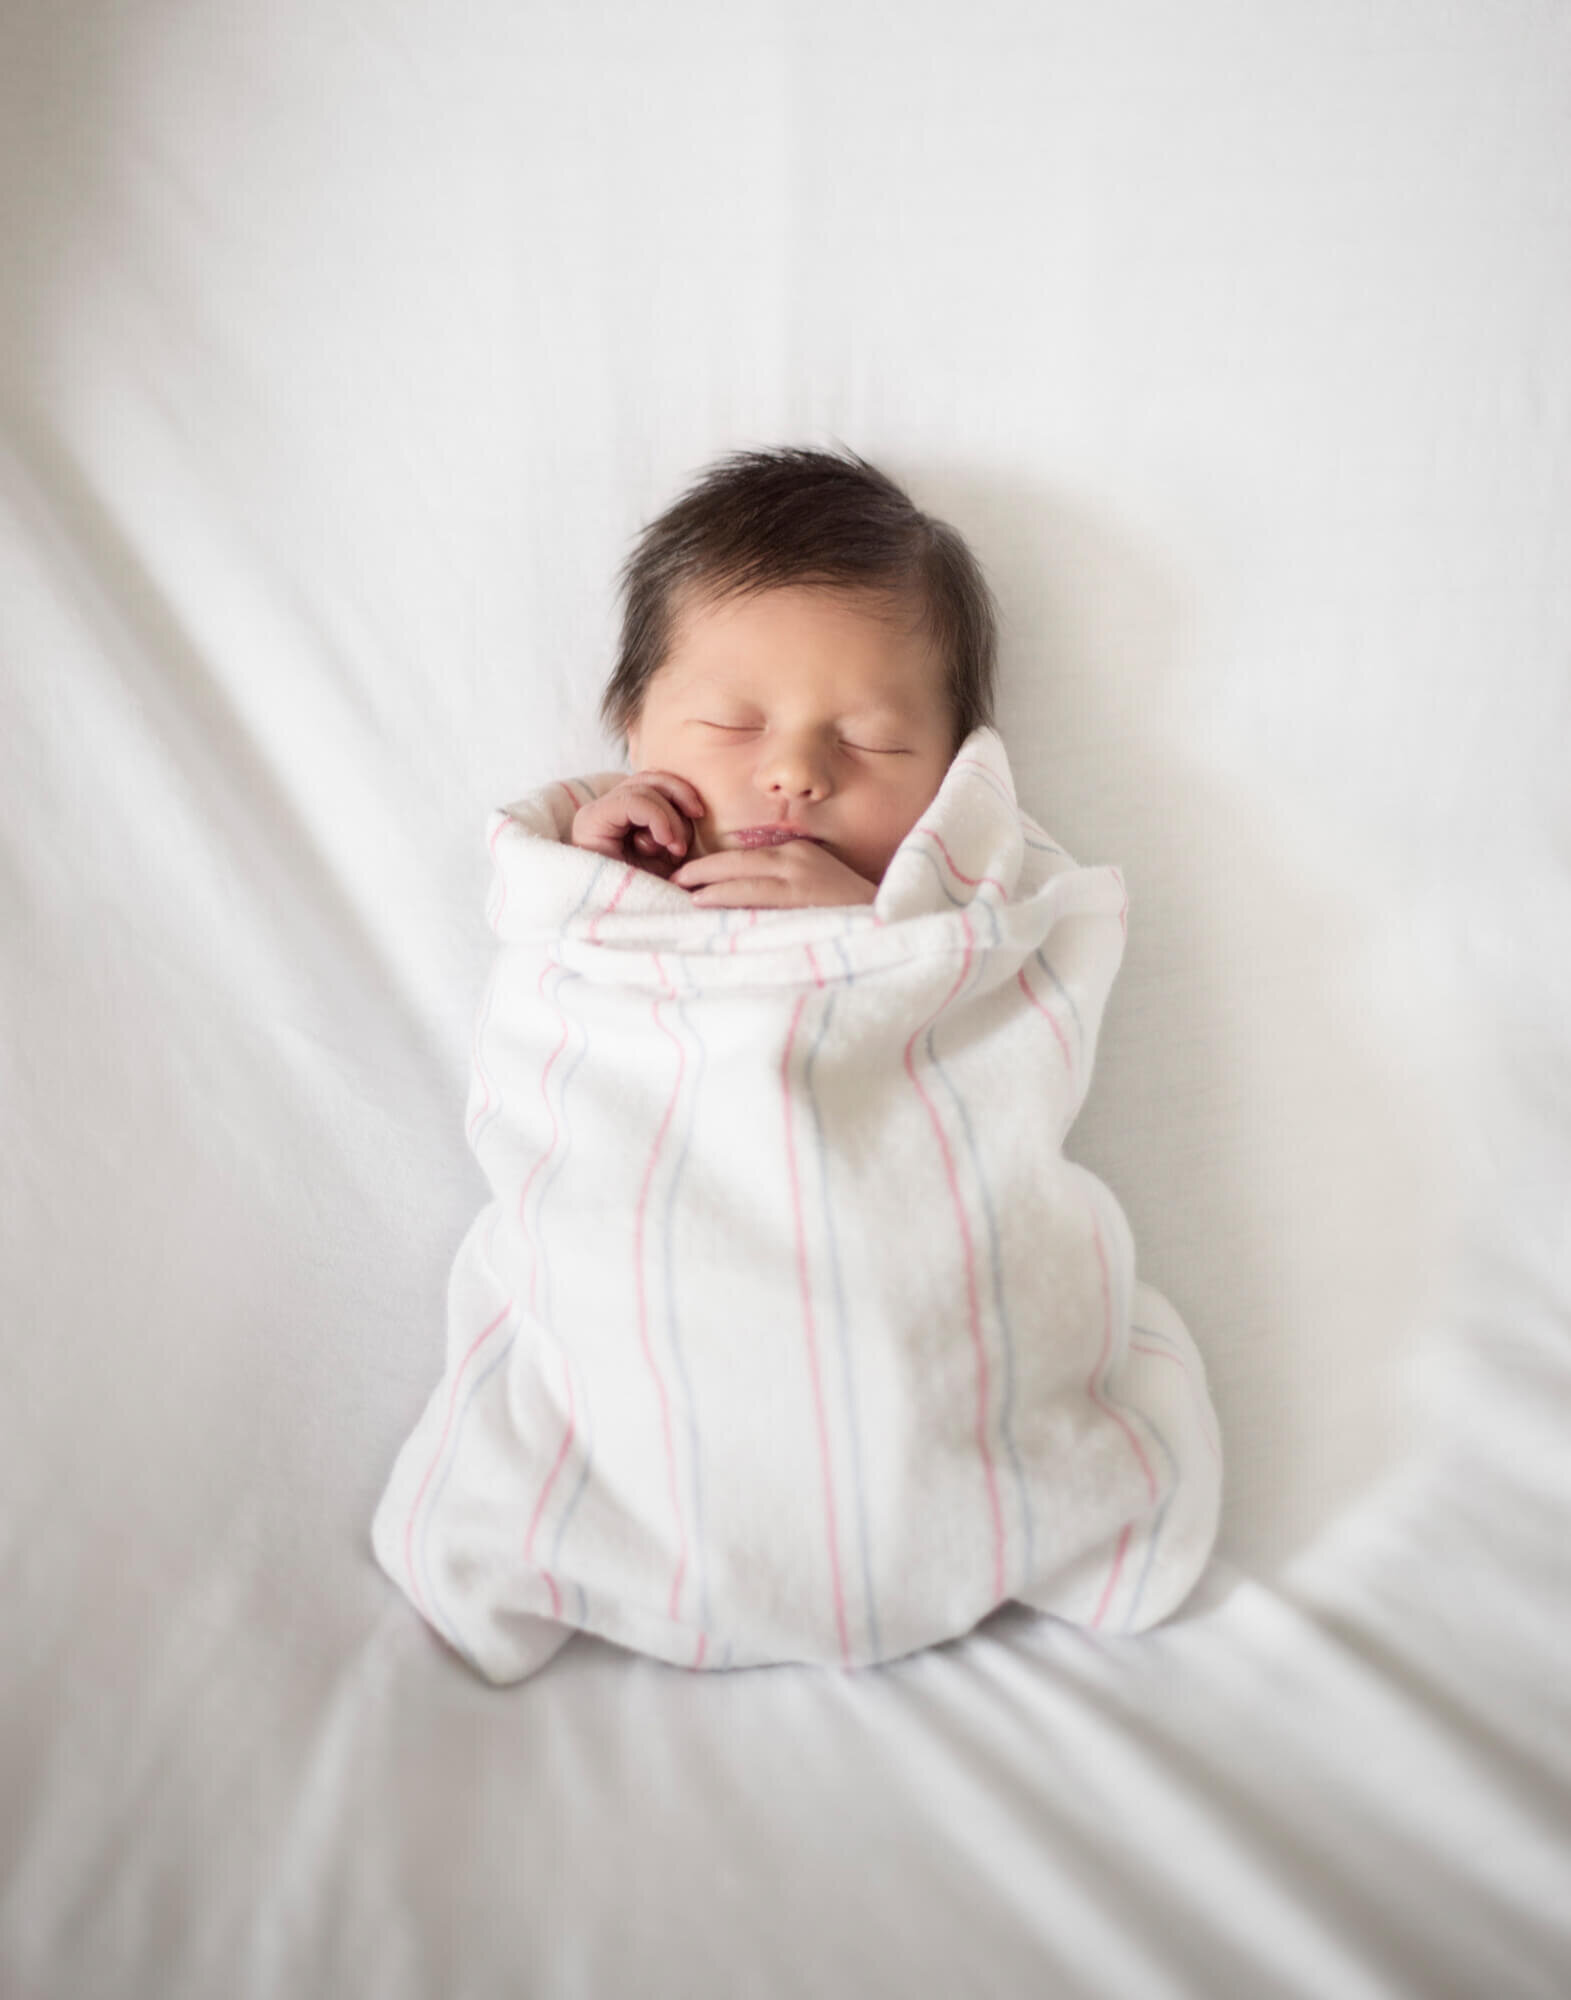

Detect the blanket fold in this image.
[373,728,1221,1679]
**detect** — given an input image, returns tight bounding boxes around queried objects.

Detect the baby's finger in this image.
[622,790,689,855]
[630,769,707,823]
[670,848,775,888]
[689,878,790,908]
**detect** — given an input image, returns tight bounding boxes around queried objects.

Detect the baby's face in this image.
[625,584,956,887]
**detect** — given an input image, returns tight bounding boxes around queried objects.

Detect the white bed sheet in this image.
[3,2,1569,1994]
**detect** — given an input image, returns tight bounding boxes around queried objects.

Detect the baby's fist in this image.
[570,771,707,879]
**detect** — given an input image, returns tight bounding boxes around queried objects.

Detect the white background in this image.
[3,4,1568,1994]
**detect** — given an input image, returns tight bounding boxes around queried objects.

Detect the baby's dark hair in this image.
[601,445,997,750]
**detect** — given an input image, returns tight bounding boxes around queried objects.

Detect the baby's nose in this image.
[760,735,832,800]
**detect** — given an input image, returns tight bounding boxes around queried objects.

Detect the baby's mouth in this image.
[728,826,822,849]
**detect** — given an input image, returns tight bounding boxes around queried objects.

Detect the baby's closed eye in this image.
[690,715,912,754]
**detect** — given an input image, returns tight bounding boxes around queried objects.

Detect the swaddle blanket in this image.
[372,728,1222,1681]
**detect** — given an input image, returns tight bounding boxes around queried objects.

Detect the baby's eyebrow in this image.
[676,678,923,728]
[681,675,759,703]
[837,703,919,727]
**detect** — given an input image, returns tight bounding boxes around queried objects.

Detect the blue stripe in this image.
[420,1322,517,1650]
[530,971,589,1335]
[548,1359,595,1631]
[1032,948,1083,1046]
[801,977,882,1660]
[471,859,604,1155]
[549,1356,595,1630]
[423,956,599,1650]
[1087,1238,1176,1632]
[567,857,610,925]
[921,952,1035,1591]
[466,965,507,1152]
[1121,1399,1178,1633]
[903,847,969,907]
[1020,818,1066,857]
[533,977,598,1593]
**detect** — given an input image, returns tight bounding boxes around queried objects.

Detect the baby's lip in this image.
[727,825,821,848]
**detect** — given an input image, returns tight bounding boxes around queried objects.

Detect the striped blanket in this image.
[371,728,1222,1680]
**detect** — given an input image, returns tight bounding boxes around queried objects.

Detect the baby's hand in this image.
[671,841,877,909]
[571,771,706,878]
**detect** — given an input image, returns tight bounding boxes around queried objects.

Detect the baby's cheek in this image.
[872,804,925,872]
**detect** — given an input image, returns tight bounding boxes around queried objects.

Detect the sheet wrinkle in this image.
[7,1555,255,1959]
[1298,1599,1571,1861]
[1,398,457,1105]
[240,1600,408,1996]
[1031,1668,1425,1996]
[852,1658,1220,1996]
[5,4,1569,1992]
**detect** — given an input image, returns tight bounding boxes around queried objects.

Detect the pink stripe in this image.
[559,779,585,810]
[1130,1341,1223,1466]
[917,825,1008,898]
[633,958,692,1620]
[781,991,852,1662]
[469,816,516,1140]
[1016,963,1072,1070]
[954,755,1015,810]
[483,810,512,934]
[1083,1216,1173,1627]
[901,921,1007,1602]
[804,941,825,989]
[402,1299,514,1619]
[515,965,572,1293]
[586,865,636,943]
[725,908,761,953]
[1087,1209,1159,1503]
[522,1347,576,1619]
[464,966,503,1145]
[1089,1523,1132,1631]
[693,1631,708,1669]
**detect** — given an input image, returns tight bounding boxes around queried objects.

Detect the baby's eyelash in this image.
[695,721,909,754]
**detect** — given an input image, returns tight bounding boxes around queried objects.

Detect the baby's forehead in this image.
[669,657,925,707]
[658,582,943,695]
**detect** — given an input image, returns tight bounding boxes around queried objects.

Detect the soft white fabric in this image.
[6,4,1571,1997]
[373,730,1221,1678]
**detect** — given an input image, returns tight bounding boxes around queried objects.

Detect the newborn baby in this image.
[373,447,1222,1681]
[570,579,957,908]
